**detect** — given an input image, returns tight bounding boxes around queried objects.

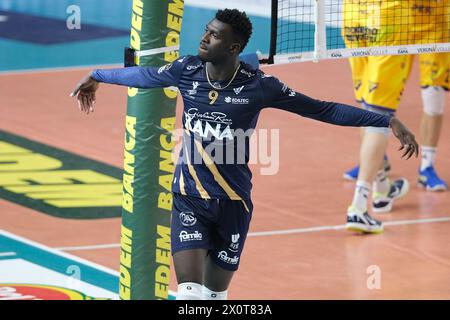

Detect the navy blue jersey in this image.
[92,55,391,201]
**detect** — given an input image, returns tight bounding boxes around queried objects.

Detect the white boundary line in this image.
[249,216,450,237]
[0,252,16,258]
[51,216,450,251]
[54,243,121,251]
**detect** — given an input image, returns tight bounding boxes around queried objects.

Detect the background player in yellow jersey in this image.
[342,0,450,233]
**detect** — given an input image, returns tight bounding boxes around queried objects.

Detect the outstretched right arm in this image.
[70,56,188,114]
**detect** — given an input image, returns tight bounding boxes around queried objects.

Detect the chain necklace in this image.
[206,63,240,90]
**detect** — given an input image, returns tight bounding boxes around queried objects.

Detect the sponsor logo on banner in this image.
[179,231,202,242]
[179,212,197,227]
[370,48,388,56]
[0,284,108,300]
[330,52,343,58]
[217,251,239,265]
[417,47,436,53]
[437,44,450,52]
[351,50,370,57]
[288,54,302,62]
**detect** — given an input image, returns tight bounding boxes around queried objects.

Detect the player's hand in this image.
[70,72,99,115]
[389,117,419,160]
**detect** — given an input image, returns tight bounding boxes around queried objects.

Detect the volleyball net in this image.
[268,0,450,64]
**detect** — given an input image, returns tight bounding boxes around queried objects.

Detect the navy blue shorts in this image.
[171,192,253,271]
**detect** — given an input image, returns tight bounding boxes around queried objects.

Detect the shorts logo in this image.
[179,212,197,227]
[179,231,202,242]
[229,233,240,252]
[218,251,239,265]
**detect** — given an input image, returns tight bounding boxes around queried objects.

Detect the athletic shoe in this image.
[342,165,360,181]
[343,156,391,181]
[418,166,448,191]
[346,206,384,234]
[372,178,409,213]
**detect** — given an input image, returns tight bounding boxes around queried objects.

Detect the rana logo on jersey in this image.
[0,284,108,300]
[184,108,235,140]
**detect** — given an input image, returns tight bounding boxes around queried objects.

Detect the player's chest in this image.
[178,78,262,111]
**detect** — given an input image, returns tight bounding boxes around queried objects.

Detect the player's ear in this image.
[230,43,242,55]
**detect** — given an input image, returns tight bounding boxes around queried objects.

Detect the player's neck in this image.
[206,59,240,82]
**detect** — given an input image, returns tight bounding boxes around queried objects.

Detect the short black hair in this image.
[215,9,253,53]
